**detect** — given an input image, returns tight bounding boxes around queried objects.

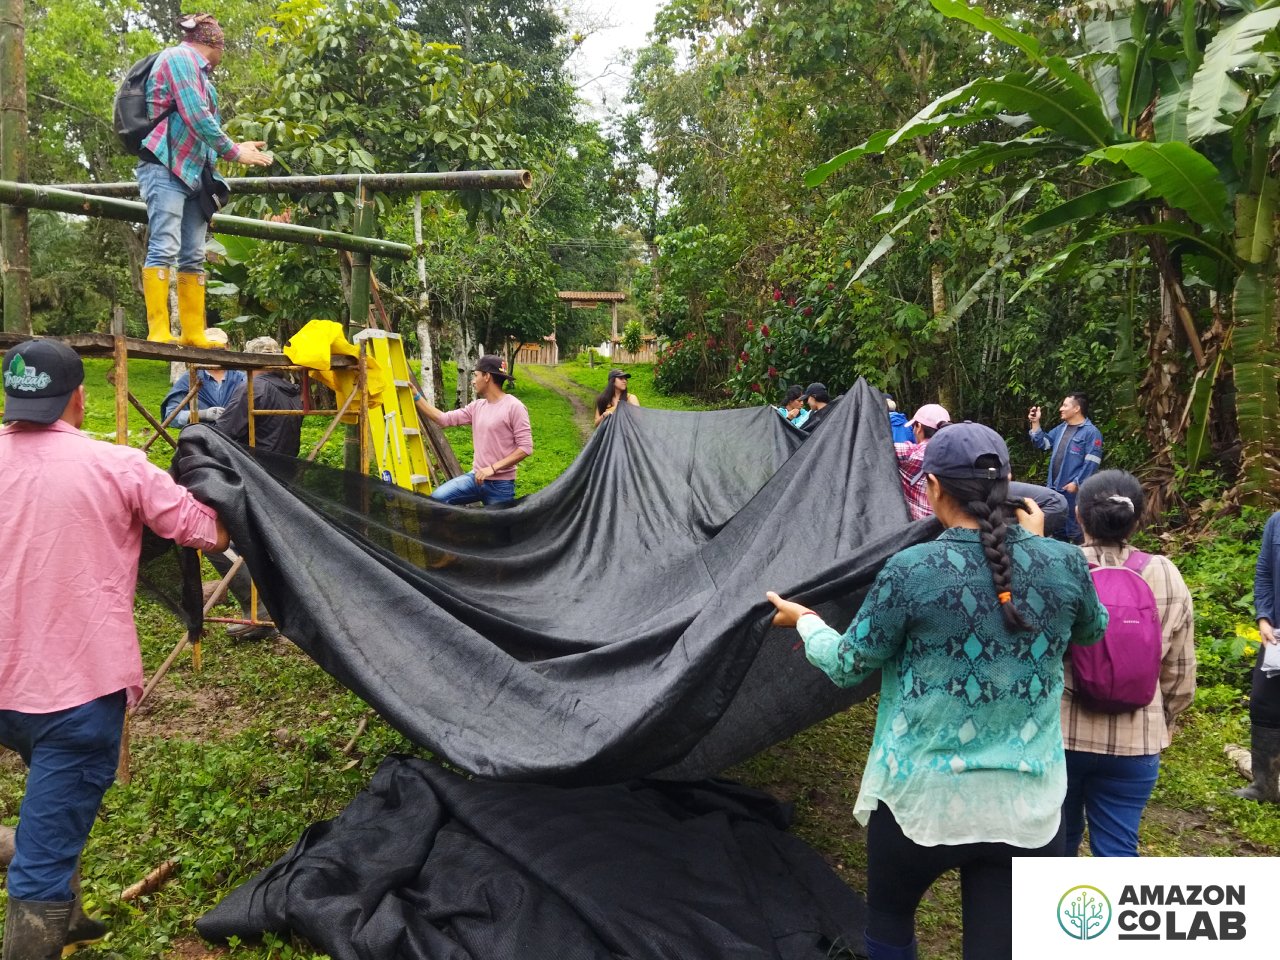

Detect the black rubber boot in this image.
[1,898,72,960]
[64,864,107,952]
[1234,725,1280,803]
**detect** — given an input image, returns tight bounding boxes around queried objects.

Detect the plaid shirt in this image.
[1061,544,1196,756]
[143,43,239,191]
[894,439,932,520]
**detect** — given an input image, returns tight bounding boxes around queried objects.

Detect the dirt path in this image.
[520,364,596,443]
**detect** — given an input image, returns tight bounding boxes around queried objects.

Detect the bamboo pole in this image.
[52,169,532,197]
[345,184,375,472]
[0,0,30,333]
[0,180,414,259]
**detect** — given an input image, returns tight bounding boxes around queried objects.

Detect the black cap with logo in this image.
[2,339,84,424]
[476,354,514,383]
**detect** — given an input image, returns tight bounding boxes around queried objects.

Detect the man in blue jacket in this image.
[159,328,245,426]
[1237,511,1280,802]
[1027,392,1102,543]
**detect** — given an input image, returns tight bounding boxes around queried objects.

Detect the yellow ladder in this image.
[353,329,433,495]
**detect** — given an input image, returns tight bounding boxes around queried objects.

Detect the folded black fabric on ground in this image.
[171,379,935,784]
[196,756,867,960]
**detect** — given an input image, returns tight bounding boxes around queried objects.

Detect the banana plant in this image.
[809,0,1280,502]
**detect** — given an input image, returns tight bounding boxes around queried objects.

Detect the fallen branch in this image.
[121,860,178,902]
[341,716,370,756]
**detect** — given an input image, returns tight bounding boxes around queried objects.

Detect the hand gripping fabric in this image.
[1072,551,1162,713]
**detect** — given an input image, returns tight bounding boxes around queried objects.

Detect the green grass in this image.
[558,356,719,411]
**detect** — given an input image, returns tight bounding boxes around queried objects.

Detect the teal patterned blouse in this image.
[797,526,1108,847]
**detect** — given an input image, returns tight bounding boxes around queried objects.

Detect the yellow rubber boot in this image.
[142,266,176,343]
[176,271,215,348]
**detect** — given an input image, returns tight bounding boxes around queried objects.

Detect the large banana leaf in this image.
[1231,262,1280,499]
[805,81,987,187]
[1010,220,1237,301]
[929,0,1045,64]
[1154,60,1192,142]
[1187,6,1280,140]
[1023,178,1151,235]
[971,68,1116,149]
[1183,347,1226,469]
[874,139,1055,220]
[1088,141,1233,232]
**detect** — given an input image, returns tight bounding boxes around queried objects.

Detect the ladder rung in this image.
[393,378,411,387]
[403,427,420,436]
[410,474,432,485]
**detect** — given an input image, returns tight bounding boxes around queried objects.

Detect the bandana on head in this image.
[179,13,224,48]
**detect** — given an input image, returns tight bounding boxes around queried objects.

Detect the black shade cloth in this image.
[196,756,867,960]
[172,380,935,784]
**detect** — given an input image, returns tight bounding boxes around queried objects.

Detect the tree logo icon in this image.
[1058,885,1112,940]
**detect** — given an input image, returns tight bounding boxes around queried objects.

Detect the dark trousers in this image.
[0,692,125,901]
[207,548,261,617]
[865,804,1064,960]
[1252,644,1280,728]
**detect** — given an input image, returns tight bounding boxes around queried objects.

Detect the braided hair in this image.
[936,453,1032,632]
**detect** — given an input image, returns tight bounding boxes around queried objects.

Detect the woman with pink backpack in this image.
[1061,470,1196,856]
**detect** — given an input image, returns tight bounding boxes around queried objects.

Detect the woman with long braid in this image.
[767,423,1108,960]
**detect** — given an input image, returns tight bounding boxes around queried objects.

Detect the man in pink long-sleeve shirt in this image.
[0,339,228,957]
[413,354,533,506]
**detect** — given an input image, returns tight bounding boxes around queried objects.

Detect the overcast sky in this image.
[568,0,667,118]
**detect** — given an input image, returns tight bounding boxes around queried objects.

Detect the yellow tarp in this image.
[283,320,392,418]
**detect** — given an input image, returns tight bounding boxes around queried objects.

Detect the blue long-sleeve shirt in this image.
[161,368,246,426]
[1028,418,1103,490]
[1255,512,1280,624]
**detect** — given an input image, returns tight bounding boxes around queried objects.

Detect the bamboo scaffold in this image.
[0,180,414,259]
[51,169,533,197]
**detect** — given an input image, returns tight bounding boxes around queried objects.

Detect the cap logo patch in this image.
[4,355,52,393]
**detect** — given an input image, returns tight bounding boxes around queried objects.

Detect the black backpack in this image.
[113,52,174,155]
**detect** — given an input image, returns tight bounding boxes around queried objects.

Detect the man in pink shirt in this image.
[413,354,533,506]
[0,339,227,957]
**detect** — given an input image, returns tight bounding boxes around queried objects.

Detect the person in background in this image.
[215,336,301,456]
[886,395,914,443]
[893,403,950,521]
[412,355,532,506]
[594,368,640,427]
[766,423,1107,960]
[776,384,809,430]
[159,327,245,426]
[0,340,227,957]
[1028,392,1103,543]
[798,382,835,434]
[136,13,272,347]
[1236,510,1280,802]
[1062,470,1195,855]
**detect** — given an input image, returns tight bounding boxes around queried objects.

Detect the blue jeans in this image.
[0,692,125,901]
[430,471,516,506]
[137,161,207,271]
[1063,750,1160,857]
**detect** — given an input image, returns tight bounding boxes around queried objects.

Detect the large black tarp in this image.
[173,379,935,784]
[196,756,867,960]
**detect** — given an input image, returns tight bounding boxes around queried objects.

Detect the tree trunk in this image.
[413,194,437,407]
[0,0,31,334]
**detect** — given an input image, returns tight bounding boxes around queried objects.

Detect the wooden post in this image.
[346,184,375,472]
[0,0,30,334]
[610,301,618,346]
[112,305,128,444]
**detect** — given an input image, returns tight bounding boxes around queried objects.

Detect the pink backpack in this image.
[1071,552,1162,714]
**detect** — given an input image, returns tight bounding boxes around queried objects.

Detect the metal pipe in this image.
[50,169,532,198]
[0,180,414,260]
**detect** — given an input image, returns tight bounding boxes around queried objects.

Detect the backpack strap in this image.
[1122,550,1152,574]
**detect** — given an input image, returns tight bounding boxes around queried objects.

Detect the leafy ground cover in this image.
[1,362,1276,960]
